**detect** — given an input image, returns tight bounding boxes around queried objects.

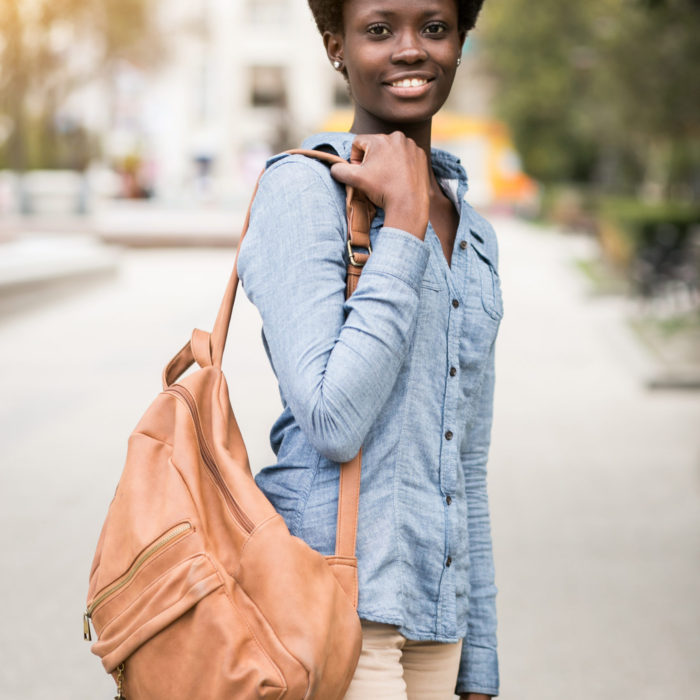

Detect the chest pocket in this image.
[459,233,503,377]
[470,242,504,321]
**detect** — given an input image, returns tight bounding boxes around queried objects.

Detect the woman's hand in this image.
[330,132,430,240]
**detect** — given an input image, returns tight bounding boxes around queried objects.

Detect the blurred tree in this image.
[479,0,700,198]
[0,0,162,170]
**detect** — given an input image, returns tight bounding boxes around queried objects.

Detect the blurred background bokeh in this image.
[0,1,698,699]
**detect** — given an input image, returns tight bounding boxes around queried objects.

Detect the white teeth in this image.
[391,78,428,88]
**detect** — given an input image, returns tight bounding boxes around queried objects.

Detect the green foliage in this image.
[598,198,700,227]
[595,195,700,269]
[0,114,98,170]
[478,0,700,195]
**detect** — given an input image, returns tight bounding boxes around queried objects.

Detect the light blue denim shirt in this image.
[237,131,502,696]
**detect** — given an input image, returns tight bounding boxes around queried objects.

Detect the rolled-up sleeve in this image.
[456,343,499,697]
[237,158,430,463]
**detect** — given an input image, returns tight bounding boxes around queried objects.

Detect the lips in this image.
[383,75,434,98]
[384,76,433,99]
[384,73,434,87]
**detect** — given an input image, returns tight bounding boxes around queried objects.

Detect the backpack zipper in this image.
[83,522,192,641]
[165,384,255,535]
[83,383,255,642]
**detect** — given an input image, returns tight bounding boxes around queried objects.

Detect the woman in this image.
[237,1,501,698]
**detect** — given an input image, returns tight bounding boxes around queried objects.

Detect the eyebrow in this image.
[357,8,447,21]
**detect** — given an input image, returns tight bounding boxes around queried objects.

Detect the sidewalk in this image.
[92,201,244,247]
[0,200,245,247]
[488,215,700,699]
[0,235,118,290]
[0,202,244,314]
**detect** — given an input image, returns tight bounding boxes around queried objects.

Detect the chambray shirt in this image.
[237,131,502,696]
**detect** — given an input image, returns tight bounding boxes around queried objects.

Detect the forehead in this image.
[344,0,458,22]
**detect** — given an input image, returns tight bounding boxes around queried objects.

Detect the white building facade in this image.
[116,0,344,202]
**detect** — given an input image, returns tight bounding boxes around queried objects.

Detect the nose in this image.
[391,31,428,64]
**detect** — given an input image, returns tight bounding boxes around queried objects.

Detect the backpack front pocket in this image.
[87,523,296,699]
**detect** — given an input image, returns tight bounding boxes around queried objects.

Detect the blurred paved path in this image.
[0,217,698,699]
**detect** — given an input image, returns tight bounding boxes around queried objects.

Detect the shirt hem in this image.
[358,610,462,643]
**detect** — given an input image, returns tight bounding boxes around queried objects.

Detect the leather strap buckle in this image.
[347,240,371,268]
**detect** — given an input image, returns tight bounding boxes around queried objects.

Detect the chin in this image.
[378,103,444,126]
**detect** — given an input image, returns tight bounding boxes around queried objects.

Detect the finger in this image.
[349,140,367,165]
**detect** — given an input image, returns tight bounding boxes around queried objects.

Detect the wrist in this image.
[383,206,428,240]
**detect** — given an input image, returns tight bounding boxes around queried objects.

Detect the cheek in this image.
[346,62,382,97]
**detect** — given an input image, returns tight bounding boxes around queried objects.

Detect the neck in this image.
[349,110,433,166]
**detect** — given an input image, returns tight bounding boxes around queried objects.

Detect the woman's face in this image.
[327,0,464,131]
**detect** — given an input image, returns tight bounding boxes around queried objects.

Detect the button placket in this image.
[432,163,469,635]
[442,275,462,487]
[437,214,467,612]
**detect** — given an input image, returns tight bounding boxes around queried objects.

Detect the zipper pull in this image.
[83,612,92,641]
[114,662,126,699]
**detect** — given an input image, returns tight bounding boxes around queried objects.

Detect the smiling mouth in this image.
[389,78,429,88]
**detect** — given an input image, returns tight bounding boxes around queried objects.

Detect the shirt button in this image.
[445,430,453,440]
[459,240,467,250]
[449,366,457,377]
[452,299,459,308]
[446,495,452,505]
[446,556,452,567]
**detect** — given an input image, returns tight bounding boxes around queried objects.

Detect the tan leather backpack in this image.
[84,150,375,700]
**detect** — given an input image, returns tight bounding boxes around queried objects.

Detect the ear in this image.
[323,30,344,66]
[458,29,467,53]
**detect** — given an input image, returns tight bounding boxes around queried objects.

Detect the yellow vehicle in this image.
[321,111,538,212]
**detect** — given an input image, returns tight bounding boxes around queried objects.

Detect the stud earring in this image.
[456,56,462,66]
[333,60,342,70]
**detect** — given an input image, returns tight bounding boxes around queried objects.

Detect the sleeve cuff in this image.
[360,226,430,293]
[456,644,500,696]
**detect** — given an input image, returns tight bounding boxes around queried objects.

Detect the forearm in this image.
[238,159,430,462]
[288,227,429,460]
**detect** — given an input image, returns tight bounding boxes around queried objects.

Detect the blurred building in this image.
[98,0,348,202]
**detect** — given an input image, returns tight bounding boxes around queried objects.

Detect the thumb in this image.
[330,161,362,187]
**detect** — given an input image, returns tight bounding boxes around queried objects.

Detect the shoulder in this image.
[261,152,336,192]
[250,132,354,224]
[260,131,353,190]
[250,152,345,226]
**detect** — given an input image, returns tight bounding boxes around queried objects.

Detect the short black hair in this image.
[308,0,485,35]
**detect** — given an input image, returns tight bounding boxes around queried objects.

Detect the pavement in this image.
[0,216,698,699]
[0,201,246,248]
[0,235,119,290]
[92,201,244,247]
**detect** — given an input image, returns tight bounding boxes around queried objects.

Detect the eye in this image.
[424,22,448,35]
[367,23,391,36]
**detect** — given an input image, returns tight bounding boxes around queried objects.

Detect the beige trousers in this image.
[343,621,463,700]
